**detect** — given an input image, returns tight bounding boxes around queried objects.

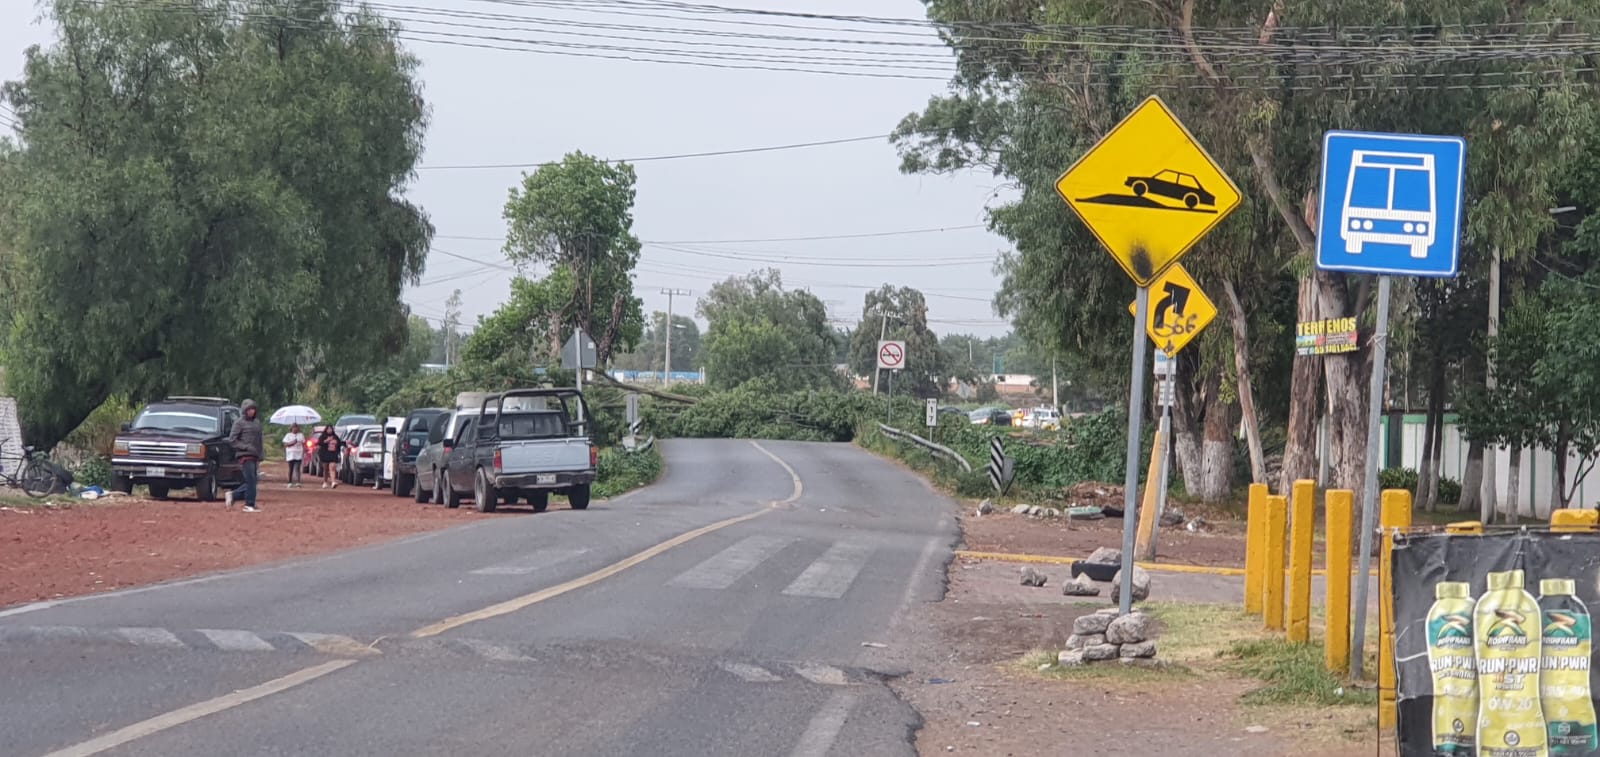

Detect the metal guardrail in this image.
[876,423,973,474]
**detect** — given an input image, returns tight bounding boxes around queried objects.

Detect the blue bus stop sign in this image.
[1315,131,1466,278]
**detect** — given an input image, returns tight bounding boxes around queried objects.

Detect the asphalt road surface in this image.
[0,439,959,757]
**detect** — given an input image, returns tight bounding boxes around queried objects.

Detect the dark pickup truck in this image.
[390,408,448,499]
[441,388,597,513]
[110,397,245,501]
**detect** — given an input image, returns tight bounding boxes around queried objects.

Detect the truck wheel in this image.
[393,472,411,498]
[528,490,549,513]
[474,469,498,514]
[148,483,170,500]
[443,473,461,509]
[111,473,133,495]
[195,474,217,502]
[567,484,591,510]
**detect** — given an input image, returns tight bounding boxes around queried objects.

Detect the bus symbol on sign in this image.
[1316,131,1465,278]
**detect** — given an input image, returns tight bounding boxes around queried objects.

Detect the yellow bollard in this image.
[1263,494,1288,631]
[1324,489,1353,674]
[1445,521,1484,535]
[1287,479,1316,642]
[1134,428,1166,560]
[1244,483,1268,616]
[1378,489,1413,730]
[1552,509,1599,533]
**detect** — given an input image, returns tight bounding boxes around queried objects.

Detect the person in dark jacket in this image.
[316,425,343,489]
[225,399,265,512]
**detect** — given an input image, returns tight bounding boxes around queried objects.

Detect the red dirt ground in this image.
[960,509,1250,568]
[0,482,480,608]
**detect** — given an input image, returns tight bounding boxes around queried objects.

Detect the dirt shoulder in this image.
[960,507,1248,568]
[0,483,479,608]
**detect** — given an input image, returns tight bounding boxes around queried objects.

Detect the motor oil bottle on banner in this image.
[1477,569,1547,757]
[1539,578,1598,755]
[1429,581,1479,753]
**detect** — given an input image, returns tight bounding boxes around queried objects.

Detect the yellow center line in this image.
[410,441,805,639]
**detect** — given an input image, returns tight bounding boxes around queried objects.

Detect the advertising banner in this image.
[1393,531,1600,756]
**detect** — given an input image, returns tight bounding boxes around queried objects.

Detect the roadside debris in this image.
[976,499,995,515]
[1110,565,1153,603]
[1059,609,1157,666]
[1019,566,1048,587]
[1061,573,1101,596]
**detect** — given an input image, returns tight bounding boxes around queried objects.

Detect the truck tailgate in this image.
[499,439,591,473]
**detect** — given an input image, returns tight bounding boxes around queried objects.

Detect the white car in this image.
[1022,407,1062,430]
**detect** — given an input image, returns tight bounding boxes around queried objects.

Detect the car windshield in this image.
[337,415,377,427]
[131,408,221,434]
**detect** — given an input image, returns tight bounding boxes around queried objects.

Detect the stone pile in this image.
[1058,608,1158,666]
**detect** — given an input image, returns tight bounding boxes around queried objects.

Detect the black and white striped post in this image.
[988,437,1004,494]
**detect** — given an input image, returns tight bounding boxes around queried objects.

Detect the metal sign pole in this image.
[1117,285,1151,616]
[1350,274,1392,678]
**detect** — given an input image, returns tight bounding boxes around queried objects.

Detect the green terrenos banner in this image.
[1393,532,1600,757]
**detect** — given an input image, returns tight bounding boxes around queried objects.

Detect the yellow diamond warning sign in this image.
[1056,96,1241,287]
[1125,264,1217,356]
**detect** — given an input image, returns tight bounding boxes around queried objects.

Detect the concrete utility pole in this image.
[1052,356,1059,409]
[872,313,891,394]
[660,288,691,384]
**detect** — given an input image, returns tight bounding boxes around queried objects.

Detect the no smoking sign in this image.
[877,340,906,370]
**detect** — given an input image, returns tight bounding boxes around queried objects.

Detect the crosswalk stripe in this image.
[116,627,185,648]
[718,660,783,683]
[197,629,275,652]
[668,535,794,590]
[470,548,590,576]
[782,543,873,599]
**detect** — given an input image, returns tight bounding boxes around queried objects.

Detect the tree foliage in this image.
[848,285,952,397]
[0,0,431,447]
[501,152,643,364]
[612,312,702,373]
[698,270,839,392]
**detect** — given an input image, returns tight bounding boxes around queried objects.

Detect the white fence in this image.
[1366,414,1593,519]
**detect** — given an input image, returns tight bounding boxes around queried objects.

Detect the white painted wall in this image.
[1377,415,1597,520]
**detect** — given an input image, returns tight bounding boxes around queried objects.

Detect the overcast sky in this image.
[1,0,1015,337]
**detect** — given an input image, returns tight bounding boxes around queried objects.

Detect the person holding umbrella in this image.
[268,405,322,489]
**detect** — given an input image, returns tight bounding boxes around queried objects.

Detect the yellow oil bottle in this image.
[1539,578,1597,755]
[1476,569,1547,757]
[1428,581,1478,753]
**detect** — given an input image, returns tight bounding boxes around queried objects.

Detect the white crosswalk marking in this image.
[470,548,590,576]
[782,543,873,599]
[116,627,185,649]
[668,535,794,590]
[718,660,783,683]
[198,629,275,652]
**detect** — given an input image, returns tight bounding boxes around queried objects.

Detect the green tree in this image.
[501,152,643,364]
[0,0,431,447]
[699,270,839,391]
[849,285,952,398]
[612,312,701,374]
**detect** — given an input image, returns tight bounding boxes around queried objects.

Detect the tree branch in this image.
[589,370,700,404]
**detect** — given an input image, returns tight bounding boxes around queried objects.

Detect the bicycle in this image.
[0,439,59,498]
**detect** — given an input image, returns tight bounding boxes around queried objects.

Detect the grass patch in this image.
[1221,637,1378,707]
[592,446,663,499]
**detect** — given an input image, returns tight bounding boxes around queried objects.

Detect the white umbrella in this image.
[269,405,322,425]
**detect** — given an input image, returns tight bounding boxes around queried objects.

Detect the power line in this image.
[434,223,990,245]
[418,133,889,170]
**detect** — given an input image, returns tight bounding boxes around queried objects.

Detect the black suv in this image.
[111,397,245,501]
[390,408,449,499]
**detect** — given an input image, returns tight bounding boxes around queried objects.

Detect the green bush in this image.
[593,446,663,499]
[73,455,111,488]
[1437,477,1462,505]
[649,381,883,442]
[1379,467,1419,492]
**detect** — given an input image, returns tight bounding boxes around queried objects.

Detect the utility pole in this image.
[872,312,890,394]
[660,288,691,384]
[1052,356,1059,410]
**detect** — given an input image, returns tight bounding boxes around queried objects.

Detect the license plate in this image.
[536,474,557,485]
[145,467,167,478]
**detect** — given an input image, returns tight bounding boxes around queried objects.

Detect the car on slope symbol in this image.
[1124,170,1215,209]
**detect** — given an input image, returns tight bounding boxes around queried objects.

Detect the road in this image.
[0,439,959,757]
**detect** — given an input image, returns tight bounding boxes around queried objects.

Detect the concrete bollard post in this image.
[1287,479,1316,643]
[1263,494,1288,631]
[1378,489,1412,730]
[1324,489,1353,674]
[1244,483,1268,616]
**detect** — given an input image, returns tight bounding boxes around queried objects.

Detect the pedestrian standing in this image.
[316,425,342,489]
[225,399,265,512]
[282,423,305,489]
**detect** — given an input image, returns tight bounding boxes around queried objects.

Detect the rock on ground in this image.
[1019,566,1048,587]
[1071,613,1112,635]
[1082,643,1121,661]
[1159,507,1185,526]
[976,499,995,515]
[1061,573,1101,597]
[1084,546,1122,566]
[1064,633,1105,650]
[1057,649,1085,666]
[1110,565,1152,603]
[1011,504,1031,515]
[1119,640,1157,658]
[1106,612,1153,644]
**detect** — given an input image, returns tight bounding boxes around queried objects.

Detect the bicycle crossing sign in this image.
[1125,263,1216,355]
[1314,131,1466,278]
[1055,96,1242,286]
